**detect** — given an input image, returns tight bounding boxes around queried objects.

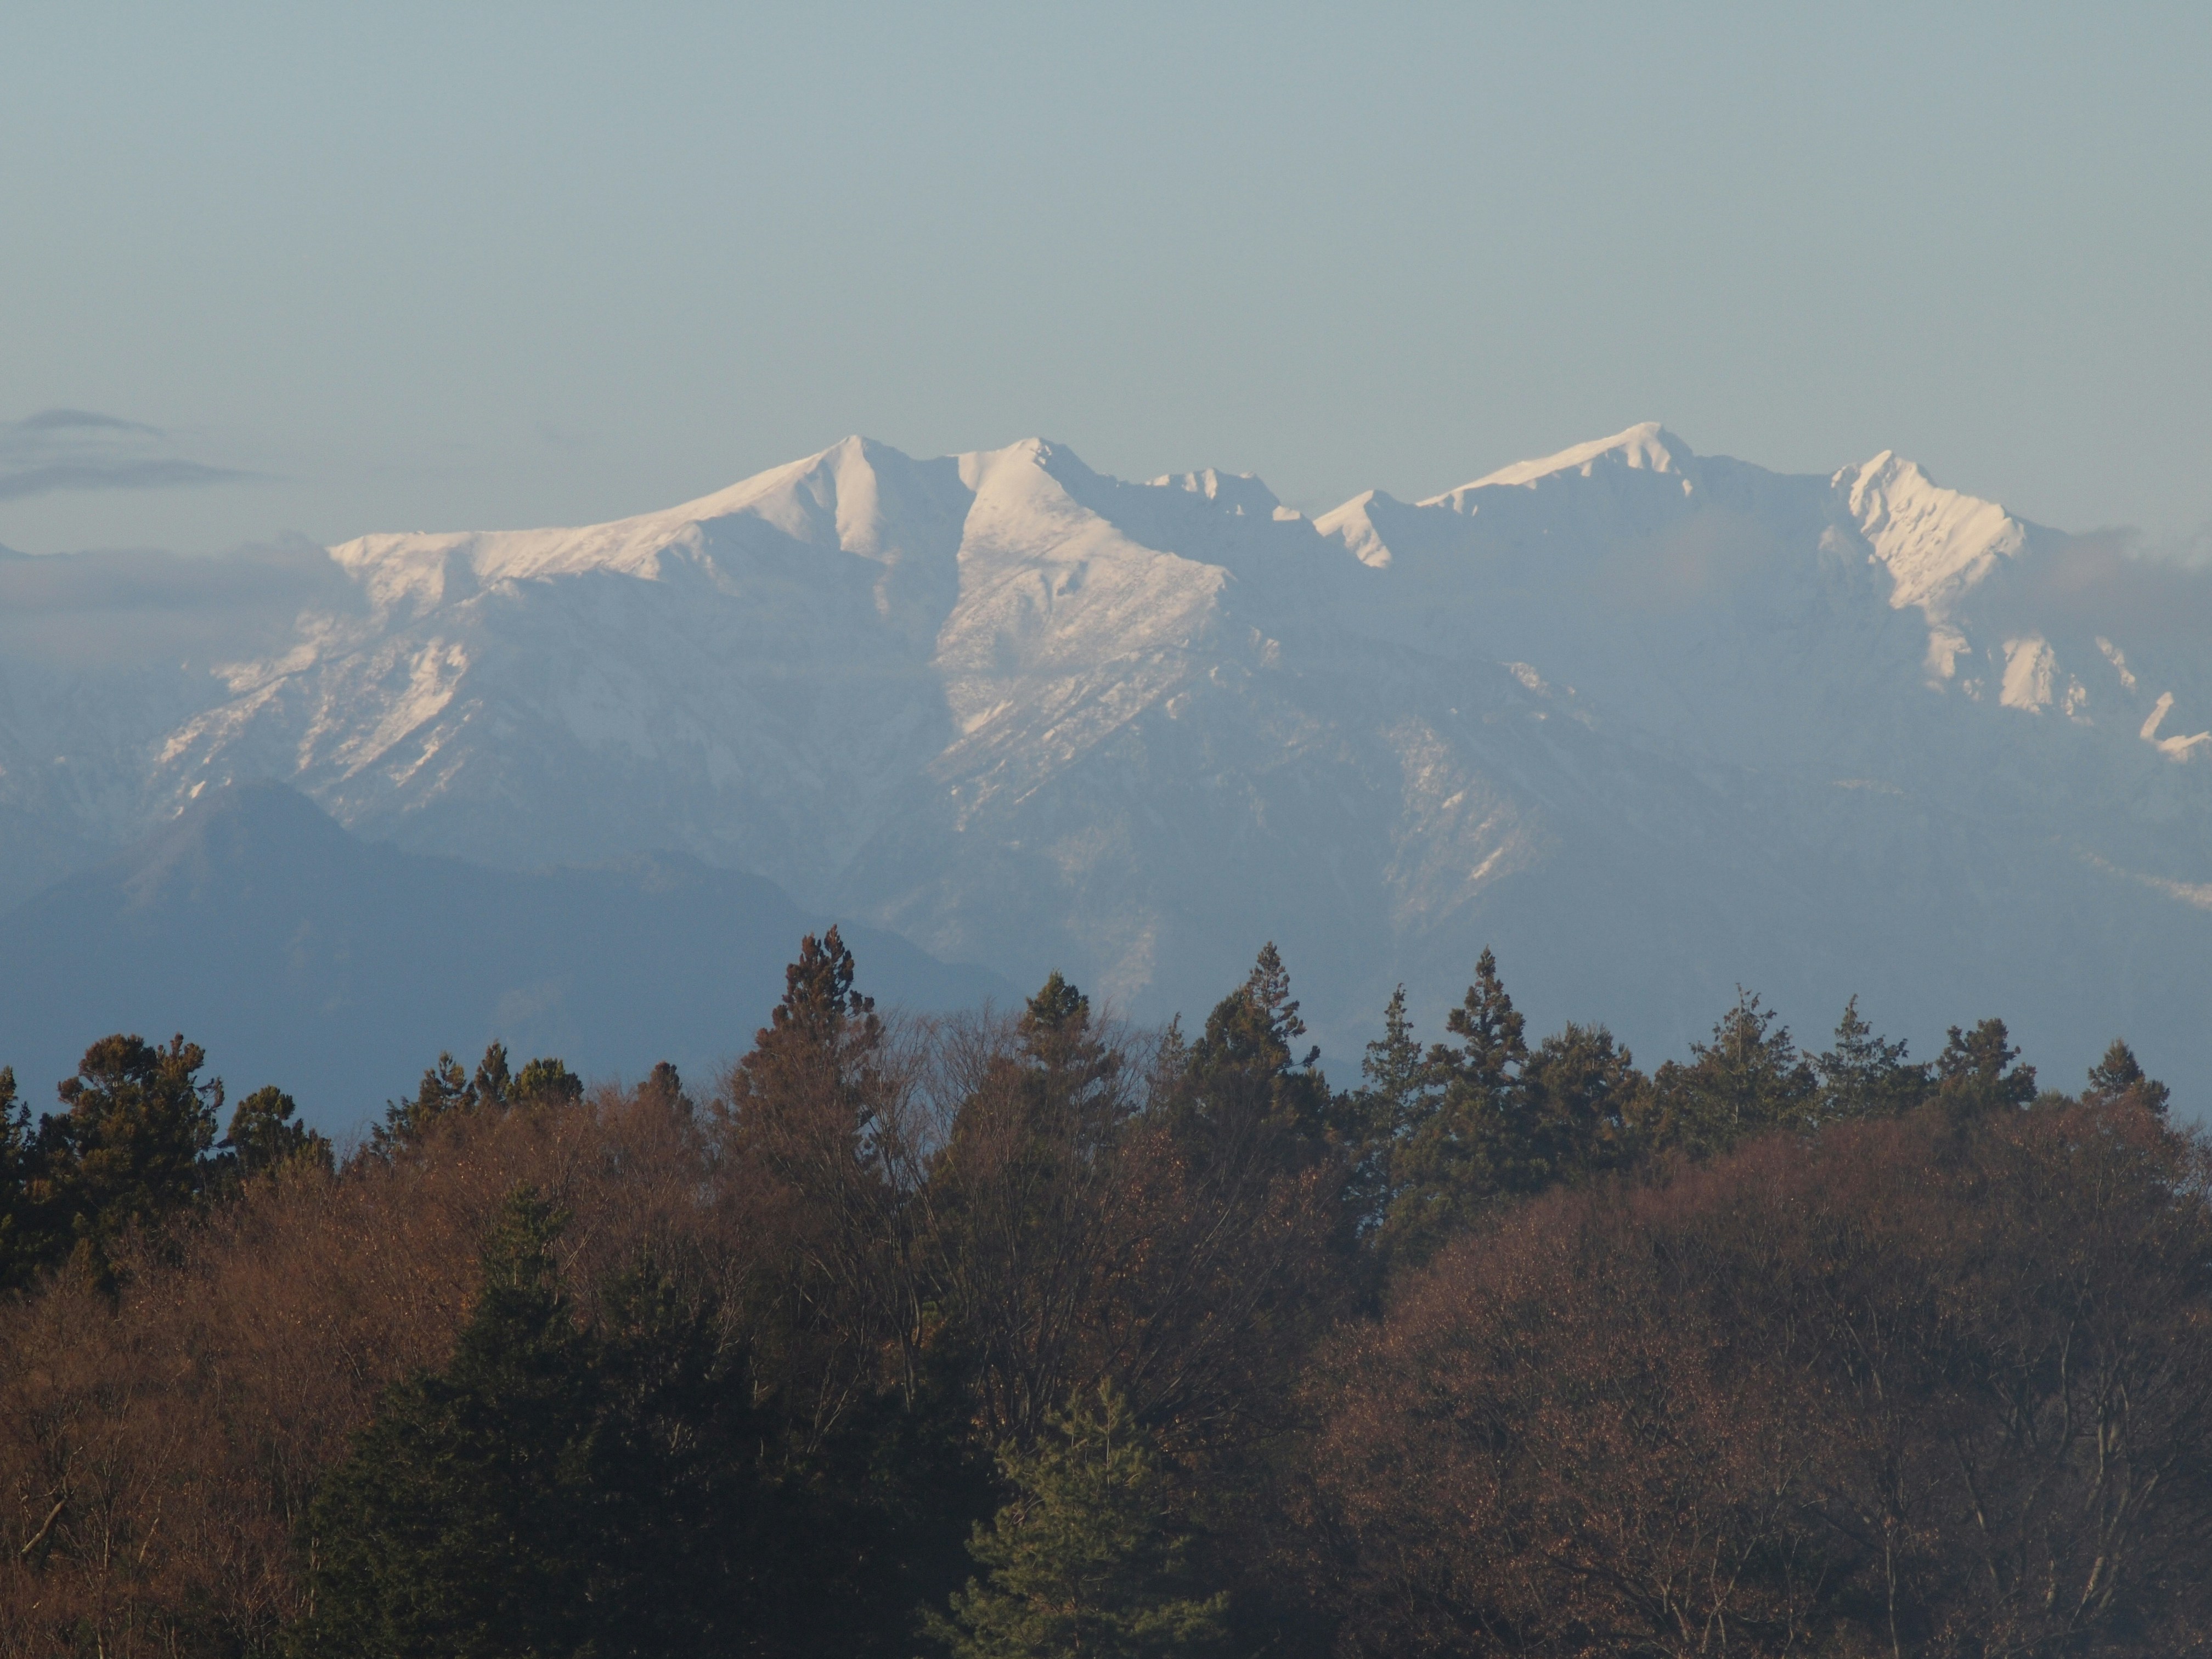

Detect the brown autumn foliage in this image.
[5,929,2204,1659]
[0,945,1350,1656]
[919,987,1348,1460]
[919,1000,1157,1447]
[1302,1096,2212,1658]
[0,1080,727,1658]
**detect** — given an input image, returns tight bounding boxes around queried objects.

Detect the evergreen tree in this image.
[1647,991,1817,1158]
[933,970,1130,1444]
[1514,1021,1646,1186]
[1933,1018,2037,1121]
[0,1066,32,1292]
[33,1032,222,1279]
[472,1040,515,1107]
[757,924,879,1052]
[1378,951,1526,1266]
[295,1187,607,1658]
[1013,972,1123,1143]
[1024,970,1092,1048]
[1018,969,1126,1143]
[374,1043,583,1154]
[221,1085,334,1178]
[512,1055,584,1107]
[1181,944,1333,1149]
[373,1049,474,1155]
[727,925,889,1205]
[923,1382,1228,1659]
[1814,997,1928,1122]
[1442,948,1529,1092]
[590,1258,778,1657]
[721,922,985,1645]
[2083,1039,2171,1118]
[1358,986,1427,1136]
[1342,986,1429,1238]
[639,1059,688,1112]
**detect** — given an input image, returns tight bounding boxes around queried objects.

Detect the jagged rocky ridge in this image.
[2,425,2207,1109]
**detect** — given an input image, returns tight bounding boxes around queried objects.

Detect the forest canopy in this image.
[0,931,2204,1658]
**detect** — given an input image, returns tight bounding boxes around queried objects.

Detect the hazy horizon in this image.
[5,4,2210,558]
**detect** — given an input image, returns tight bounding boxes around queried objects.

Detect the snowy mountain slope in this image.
[1,425,2206,1109]
[1317,423,2212,870]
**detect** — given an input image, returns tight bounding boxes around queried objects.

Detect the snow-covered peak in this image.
[1146,467,1286,520]
[1425,421,1692,507]
[663,434,901,548]
[14,418,2212,1116]
[328,436,981,613]
[1309,424,1700,570]
[1312,489,1407,568]
[1834,450,2026,621]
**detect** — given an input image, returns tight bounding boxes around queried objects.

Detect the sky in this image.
[3,2,2209,556]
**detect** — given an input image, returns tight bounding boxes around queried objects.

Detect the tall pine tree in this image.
[1341,986,1428,1240]
[1933,1018,2037,1121]
[0,1067,31,1292]
[1378,949,1526,1267]
[923,1382,1228,1659]
[2083,1039,2171,1117]
[220,1085,333,1178]
[32,1032,223,1281]
[1647,991,1816,1158]
[1181,944,1333,1148]
[1814,997,1928,1122]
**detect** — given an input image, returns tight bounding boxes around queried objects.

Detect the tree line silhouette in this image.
[0,932,2204,1657]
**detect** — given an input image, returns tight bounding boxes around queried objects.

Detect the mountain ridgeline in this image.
[0,423,2204,1111]
[0,933,2204,1656]
[0,782,1012,1121]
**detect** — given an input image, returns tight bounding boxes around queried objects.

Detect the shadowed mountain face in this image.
[0,782,1012,1132]
[0,426,2206,1106]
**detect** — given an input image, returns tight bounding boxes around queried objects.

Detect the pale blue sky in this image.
[3,2,2208,555]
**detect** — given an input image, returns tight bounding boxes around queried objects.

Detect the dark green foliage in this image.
[922,1383,1229,1659]
[1647,991,1816,1158]
[586,1259,785,1657]
[222,1085,334,1178]
[760,923,878,1048]
[1514,1020,1646,1183]
[1370,952,1652,1271]
[373,1041,583,1155]
[295,1187,607,1658]
[296,1186,816,1658]
[0,1032,314,1293]
[1341,986,1429,1238]
[1023,969,1090,1042]
[2085,1037,2171,1117]
[299,1166,977,1659]
[1182,943,1334,1149]
[512,1055,584,1107]
[373,1049,472,1154]
[639,1058,687,1110]
[775,1355,998,1659]
[0,1065,31,1290]
[30,1033,223,1280]
[1933,1016,2038,1121]
[1,924,2197,1658]
[1376,952,1525,1266]
[1814,996,1928,1121]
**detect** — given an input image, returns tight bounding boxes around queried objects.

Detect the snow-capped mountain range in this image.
[4,425,2208,1104]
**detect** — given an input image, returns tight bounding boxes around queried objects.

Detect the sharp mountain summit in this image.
[3,425,2204,1121]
